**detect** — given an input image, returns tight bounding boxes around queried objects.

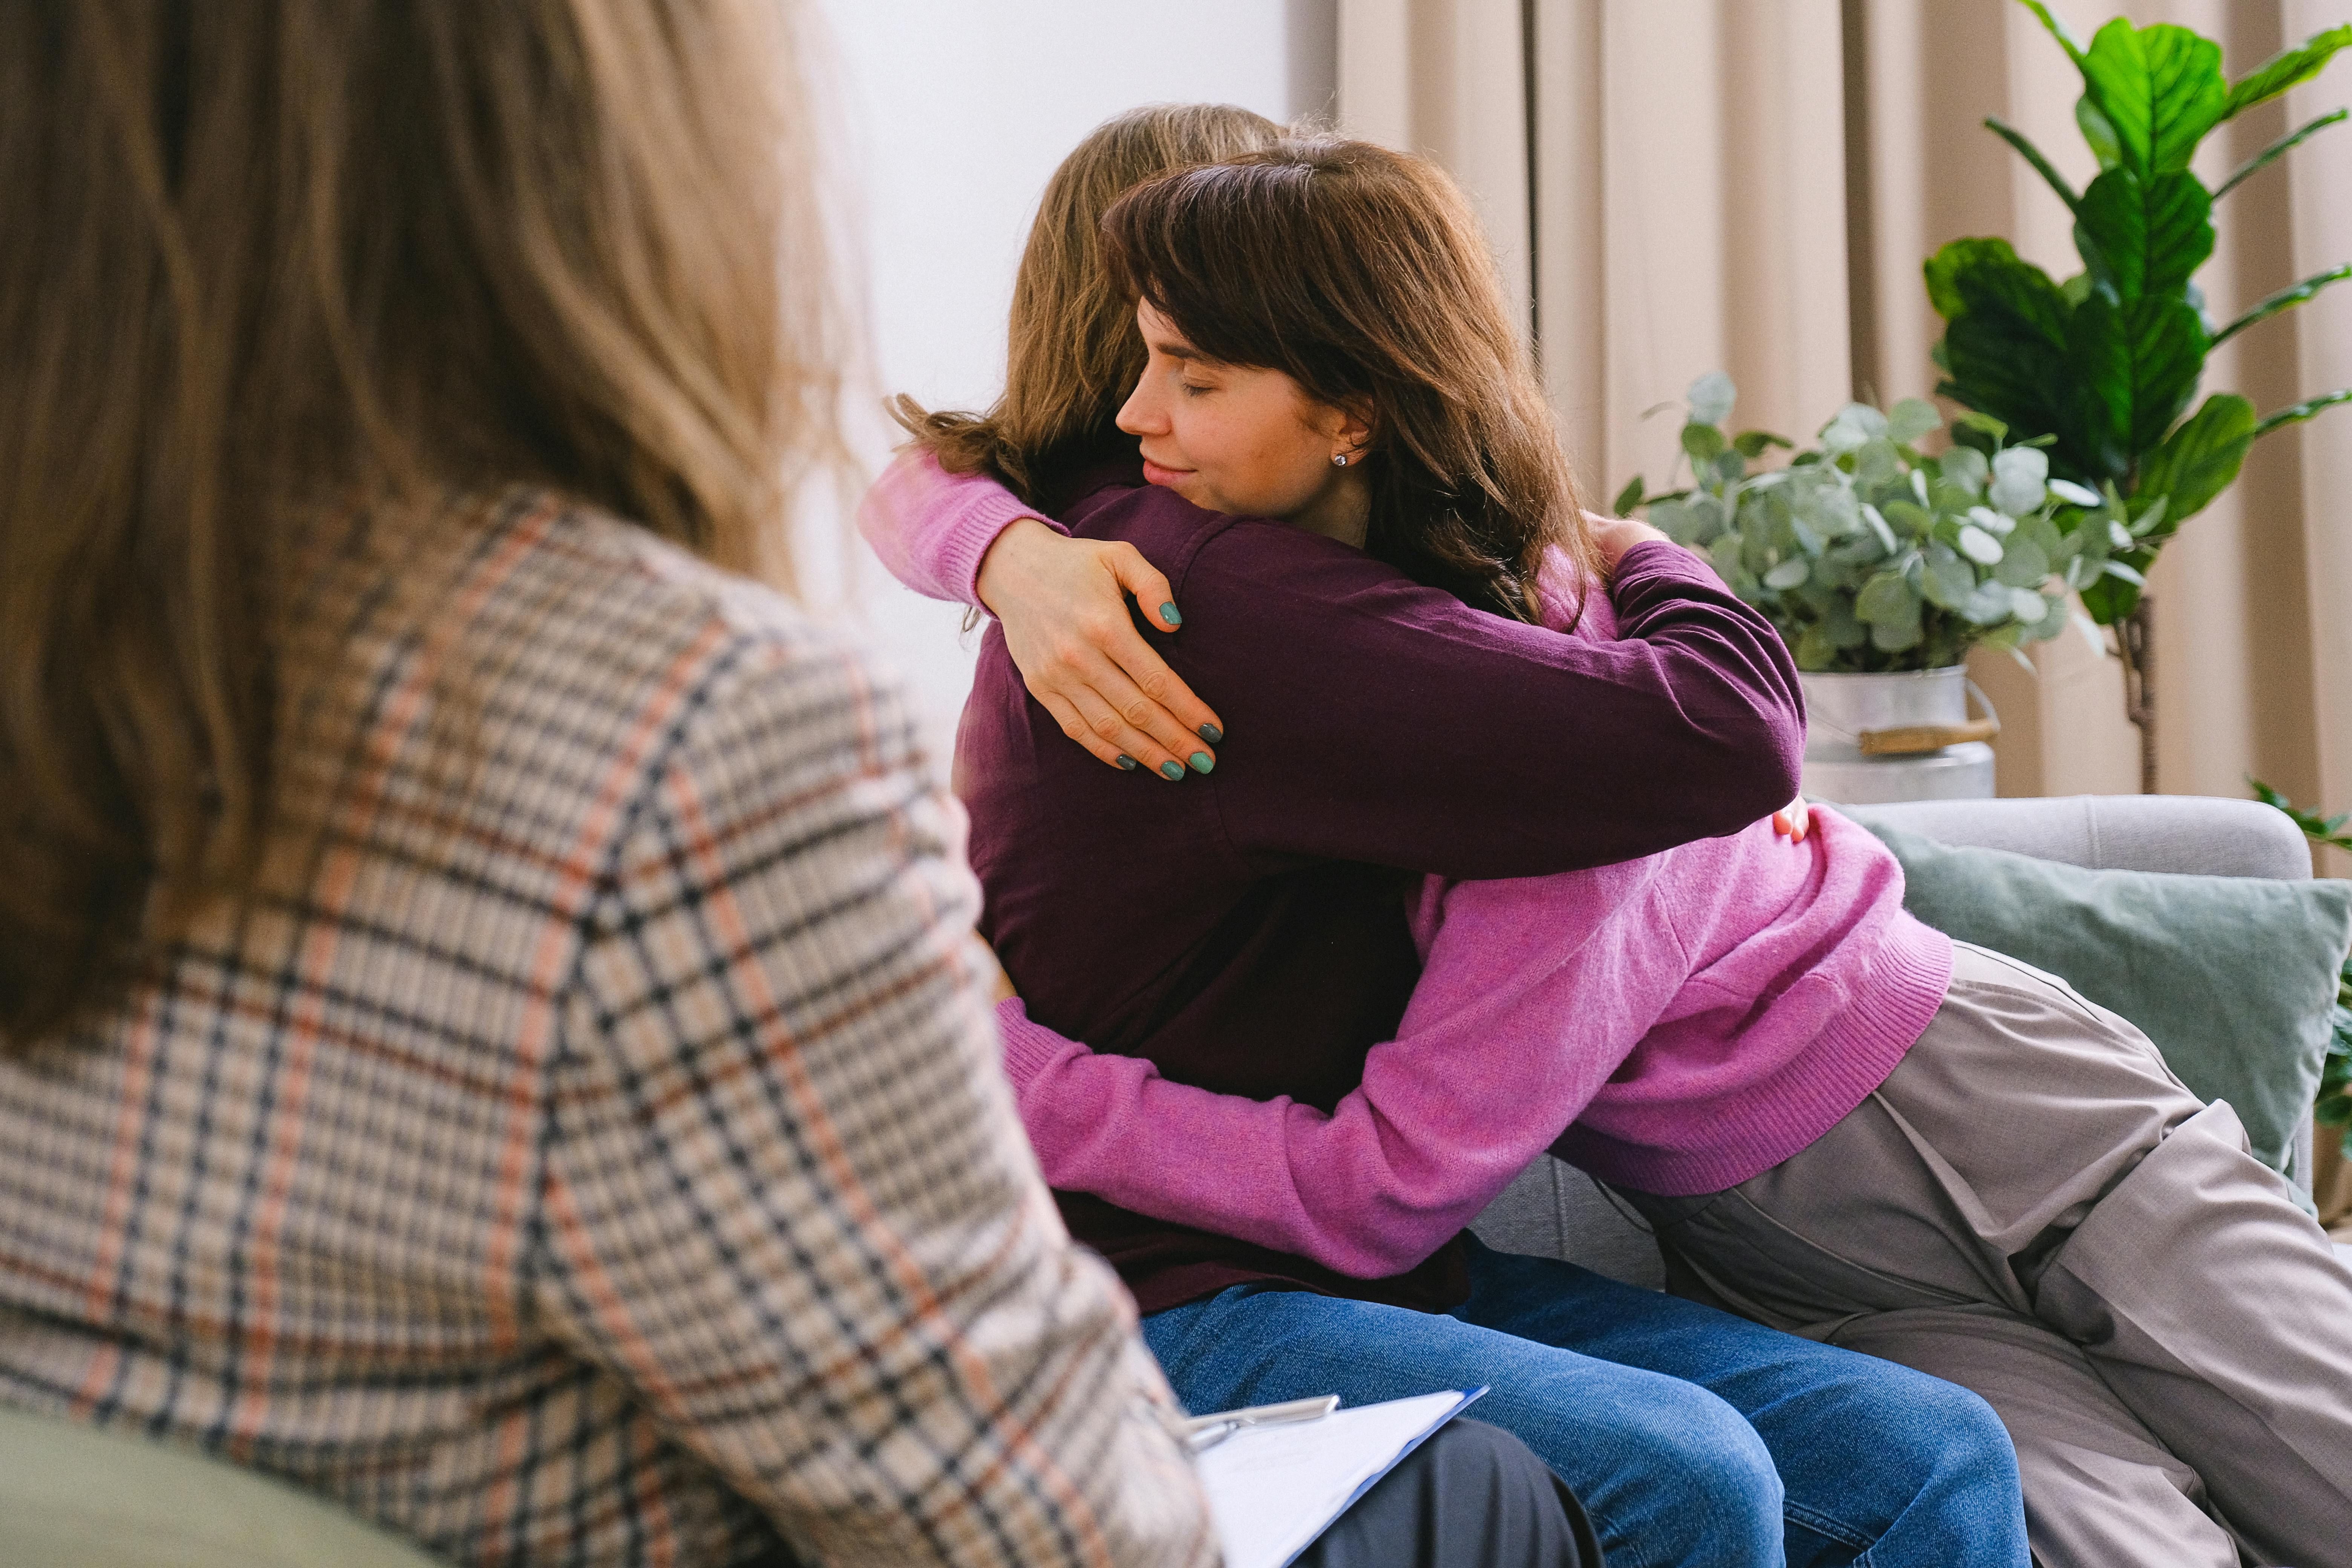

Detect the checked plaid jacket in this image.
[0,492,1214,1567]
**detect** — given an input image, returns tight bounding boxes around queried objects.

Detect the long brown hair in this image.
[1102,136,1587,623]
[893,103,1283,503]
[0,1,840,1045]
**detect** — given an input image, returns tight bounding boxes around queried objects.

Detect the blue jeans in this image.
[1143,1237,2026,1568]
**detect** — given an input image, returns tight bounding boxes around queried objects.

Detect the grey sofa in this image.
[1471,793,2325,1288]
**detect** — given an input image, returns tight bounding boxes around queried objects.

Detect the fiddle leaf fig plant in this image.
[1931,3,2352,626]
[1612,373,2112,674]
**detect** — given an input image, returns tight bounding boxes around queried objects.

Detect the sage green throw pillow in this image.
[1848,816,2352,1185]
[0,1401,447,1568]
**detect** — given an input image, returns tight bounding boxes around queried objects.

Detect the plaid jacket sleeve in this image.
[536,623,1217,1568]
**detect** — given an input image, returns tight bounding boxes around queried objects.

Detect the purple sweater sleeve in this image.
[996,854,1689,1277]
[856,450,1066,605]
[1171,521,1804,877]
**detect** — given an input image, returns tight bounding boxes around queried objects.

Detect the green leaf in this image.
[1952,410,2009,446]
[2256,387,2352,439]
[1939,251,2077,453]
[2127,494,2169,537]
[2064,290,2207,478]
[1994,536,2052,587]
[2216,109,2348,202]
[1611,475,1646,516]
[1986,116,2081,212]
[1856,569,1919,625]
[1886,398,1943,445]
[1990,446,2050,516]
[1763,557,1811,590]
[1922,544,1977,609]
[2078,18,2227,181]
[2076,95,2122,170]
[1956,524,2006,565]
[1963,578,2019,625]
[2135,390,2258,524]
[1824,597,1869,649]
[1819,403,1890,455]
[1795,623,1839,670]
[1925,237,2023,320]
[1859,502,1899,554]
[1682,421,1728,464]
[2222,24,2352,120]
[1871,611,1925,654]
[2073,169,2214,306]
[2212,263,2352,346]
[1687,371,1737,427]
[2079,560,2145,623]
[1732,430,1795,458]
[2017,0,2090,66]
[1651,494,1724,546]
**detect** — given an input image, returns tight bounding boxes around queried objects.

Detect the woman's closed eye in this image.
[1181,379,1214,397]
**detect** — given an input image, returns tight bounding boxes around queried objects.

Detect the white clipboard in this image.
[1194,1387,1490,1568]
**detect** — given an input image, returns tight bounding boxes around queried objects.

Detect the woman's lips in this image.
[1141,459,1193,488]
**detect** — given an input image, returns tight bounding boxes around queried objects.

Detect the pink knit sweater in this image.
[860,453,1955,1279]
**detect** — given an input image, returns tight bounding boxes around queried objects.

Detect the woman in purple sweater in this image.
[876,118,2031,1568]
[873,133,2352,1568]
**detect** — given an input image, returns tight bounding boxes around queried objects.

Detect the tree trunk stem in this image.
[2117,597,2157,795]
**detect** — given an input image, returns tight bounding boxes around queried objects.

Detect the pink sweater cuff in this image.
[996,997,1070,1091]
[857,451,1067,606]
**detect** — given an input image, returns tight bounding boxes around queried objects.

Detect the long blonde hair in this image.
[0,1,842,1044]
[892,103,1283,503]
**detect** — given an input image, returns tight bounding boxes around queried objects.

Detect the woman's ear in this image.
[1323,395,1377,456]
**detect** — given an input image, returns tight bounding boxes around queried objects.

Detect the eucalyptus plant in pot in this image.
[1613,372,2141,803]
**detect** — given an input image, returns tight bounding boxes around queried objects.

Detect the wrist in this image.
[974,516,1058,618]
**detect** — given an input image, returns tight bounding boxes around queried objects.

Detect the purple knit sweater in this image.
[860,453,1952,1283]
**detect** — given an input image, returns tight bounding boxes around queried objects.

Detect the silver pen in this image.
[1181,1394,1341,1453]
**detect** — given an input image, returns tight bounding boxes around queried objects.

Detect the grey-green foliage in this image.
[1609,374,2154,674]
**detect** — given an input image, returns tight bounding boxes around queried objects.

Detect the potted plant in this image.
[1614,372,2142,802]
[1929,3,2352,789]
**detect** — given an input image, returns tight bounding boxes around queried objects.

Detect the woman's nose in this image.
[1115,376,1161,436]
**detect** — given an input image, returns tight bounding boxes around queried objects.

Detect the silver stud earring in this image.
[1331,452,1350,467]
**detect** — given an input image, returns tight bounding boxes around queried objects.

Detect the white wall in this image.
[807,1,1328,775]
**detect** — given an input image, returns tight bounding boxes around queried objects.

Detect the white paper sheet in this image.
[1194,1389,1482,1568]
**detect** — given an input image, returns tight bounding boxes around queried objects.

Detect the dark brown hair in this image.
[0,1,839,1045]
[1101,135,1587,623]
[892,103,1284,503]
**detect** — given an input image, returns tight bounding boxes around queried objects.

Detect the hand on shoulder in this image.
[1582,511,1676,581]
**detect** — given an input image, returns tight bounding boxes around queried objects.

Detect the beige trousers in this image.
[1619,943,2352,1568]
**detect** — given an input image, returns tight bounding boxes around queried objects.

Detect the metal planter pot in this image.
[1798,667,1998,805]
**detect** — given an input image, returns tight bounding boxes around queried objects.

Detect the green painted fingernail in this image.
[1160,603,1182,627]
[1159,760,1185,781]
[1197,723,1222,744]
[1116,754,1138,770]
[1189,752,1213,775]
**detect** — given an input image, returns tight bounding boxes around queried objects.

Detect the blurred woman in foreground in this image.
[0,7,1230,1564]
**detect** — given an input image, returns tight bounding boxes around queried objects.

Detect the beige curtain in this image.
[1339,0,2352,867]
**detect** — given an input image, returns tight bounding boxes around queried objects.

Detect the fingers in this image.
[1034,676,1198,781]
[1033,688,1143,775]
[1107,543,1183,634]
[1771,796,1811,842]
[1101,545,1226,745]
[1100,629,1225,756]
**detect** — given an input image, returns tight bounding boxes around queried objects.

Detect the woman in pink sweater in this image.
[867,139,2352,1568]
